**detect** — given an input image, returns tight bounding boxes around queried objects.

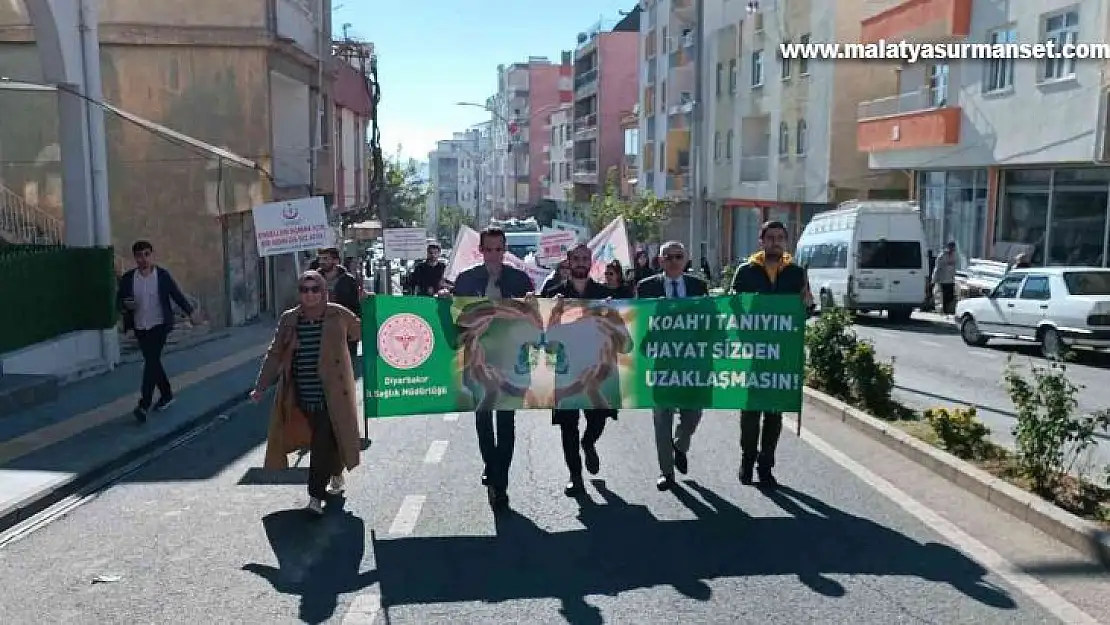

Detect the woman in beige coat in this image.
[250,270,363,515]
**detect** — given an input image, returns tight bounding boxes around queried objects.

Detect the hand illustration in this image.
[457,299,544,409]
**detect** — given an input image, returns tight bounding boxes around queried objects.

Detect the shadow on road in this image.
[854,314,957,336]
[242,498,377,624]
[369,479,1015,621]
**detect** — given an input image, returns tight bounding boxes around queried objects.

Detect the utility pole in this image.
[689,0,705,260]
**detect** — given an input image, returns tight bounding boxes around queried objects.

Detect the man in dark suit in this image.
[441,226,535,511]
[635,240,710,491]
[730,220,809,489]
[116,240,199,423]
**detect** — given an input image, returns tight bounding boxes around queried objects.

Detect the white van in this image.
[796,200,928,322]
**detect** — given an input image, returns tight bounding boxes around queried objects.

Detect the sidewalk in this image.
[0,320,277,530]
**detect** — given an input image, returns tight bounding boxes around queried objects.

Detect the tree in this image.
[344,148,428,228]
[435,205,475,243]
[587,168,669,244]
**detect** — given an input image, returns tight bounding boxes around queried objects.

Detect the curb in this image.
[802,386,1110,563]
[0,387,252,534]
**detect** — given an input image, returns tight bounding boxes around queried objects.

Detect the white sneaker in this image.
[326,474,346,495]
[306,497,324,515]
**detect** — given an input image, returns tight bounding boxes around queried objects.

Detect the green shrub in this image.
[805,308,905,420]
[923,407,992,460]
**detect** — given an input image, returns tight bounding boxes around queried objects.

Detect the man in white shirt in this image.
[117,241,200,422]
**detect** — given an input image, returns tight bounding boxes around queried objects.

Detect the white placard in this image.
[537,229,579,265]
[252,196,333,257]
[383,228,428,260]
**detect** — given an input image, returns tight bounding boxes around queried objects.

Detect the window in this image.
[729,59,738,93]
[716,62,723,96]
[1019,275,1051,300]
[1043,10,1079,81]
[781,42,792,79]
[798,243,848,269]
[796,119,807,155]
[798,34,810,74]
[1064,271,1110,295]
[928,63,949,106]
[994,275,1025,298]
[778,122,789,156]
[714,131,722,160]
[750,50,764,86]
[857,241,924,269]
[726,129,734,159]
[984,28,1016,92]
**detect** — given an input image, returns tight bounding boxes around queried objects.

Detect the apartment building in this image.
[572,10,641,201]
[545,103,574,202]
[488,56,573,217]
[0,0,336,328]
[695,0,905,266]
[859,0,1110,268]
[427,129,481,231]
[331,40,375,218]
[621,109,640,198]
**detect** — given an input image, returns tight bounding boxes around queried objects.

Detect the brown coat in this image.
[256,303,363,471]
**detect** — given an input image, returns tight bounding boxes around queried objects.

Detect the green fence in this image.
[0,245,118,354]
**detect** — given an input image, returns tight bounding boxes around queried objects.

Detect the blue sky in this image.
[333,0,635,162]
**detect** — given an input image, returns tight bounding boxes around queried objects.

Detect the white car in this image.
[956,267,1110,359]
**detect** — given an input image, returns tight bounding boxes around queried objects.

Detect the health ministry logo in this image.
[377,313,435,370]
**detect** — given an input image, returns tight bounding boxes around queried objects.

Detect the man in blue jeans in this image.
[440,226,534,510]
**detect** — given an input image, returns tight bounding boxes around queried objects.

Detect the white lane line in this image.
[970,350,997,358]
[341,588,382,624]
[786,415,1100,624]
[388,495,426,536]
[443,412,459,421]
[919,340,942,348]
[424,440,449,464]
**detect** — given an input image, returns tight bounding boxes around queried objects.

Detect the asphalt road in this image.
[0,388,1093,623]
[853,314,1110,473]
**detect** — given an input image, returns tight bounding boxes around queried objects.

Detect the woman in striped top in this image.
[252,270,364,516]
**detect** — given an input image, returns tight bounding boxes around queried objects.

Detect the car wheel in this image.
[959,315,988,347]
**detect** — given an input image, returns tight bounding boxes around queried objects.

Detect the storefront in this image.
[996,168,1110,267]
[720,200,826,264]
[916,170,989,265]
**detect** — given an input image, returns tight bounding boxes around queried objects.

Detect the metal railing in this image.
[858,86,948,120]
[739,156,771,182]
[0,184,63,245]
[575,112,598,131]
[574,158,598,173]
[575,68,598,91]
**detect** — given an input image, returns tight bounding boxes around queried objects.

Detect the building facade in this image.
[545,103,574,203]
[489,56,573,217]
[330,40,374,218]
[573,10,641,202]
[427,130,481,232]
[621,108,640,198]
[859,0,1110,268]
[0,0,335,329]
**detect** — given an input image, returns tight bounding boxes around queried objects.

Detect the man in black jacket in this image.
[406,240,446,295]
[729,220,808,489]
[635,240,710,491]
[314,247,362,370]
[545,244,618,497]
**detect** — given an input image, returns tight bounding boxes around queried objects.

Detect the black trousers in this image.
[134,324,171,408]
[476,411,515,489]
[940,283,956,314]
[554,409,609,480]
[305,407,342,500]
[741,411,784,469]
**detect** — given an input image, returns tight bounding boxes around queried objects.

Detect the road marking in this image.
[0,342,268,465]
[341,589,382,624]
[388,495,426,536]
[970,350,996,358]
[443,412,459,422]
[787,415,1101,624]
[423,440,449,464]
[919,340,942,347]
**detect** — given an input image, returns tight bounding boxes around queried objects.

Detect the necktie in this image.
[670,280,679,298]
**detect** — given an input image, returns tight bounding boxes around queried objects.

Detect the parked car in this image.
[955,267,1110,359]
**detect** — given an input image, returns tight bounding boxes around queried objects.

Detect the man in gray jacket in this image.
[932,241,958,315]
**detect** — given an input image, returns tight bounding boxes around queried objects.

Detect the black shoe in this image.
[757,468,779,489]
[673,443,688,475]
[133,405,148,423]
[153,396,175,412]
[481,473,489,486]
[564,480,585,497]
[740,464,754,485]
[656,474,675,491]
[582,443,600,475]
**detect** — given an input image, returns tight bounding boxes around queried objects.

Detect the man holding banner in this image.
[730,220,809,489]
[634,241,711,491]
[440,226,535,510]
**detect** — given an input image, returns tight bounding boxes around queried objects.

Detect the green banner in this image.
[363,294,805,416]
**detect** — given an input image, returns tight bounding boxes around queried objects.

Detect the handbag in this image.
[276,374,313,452]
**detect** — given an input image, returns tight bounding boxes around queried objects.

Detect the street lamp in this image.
[458,101,522,216]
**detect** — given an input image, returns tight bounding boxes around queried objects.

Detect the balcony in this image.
[857,87,961,151]
[669,46,692,69]
[574,112,598,138]
[575,67,598,97]
[860,0,972,45]
[739,156,770,182]
[573,158,598,184]
[668,91,695,116]
[275,0,322,58]
[666,173,690,199]
[672,0,695,21]
[645,29,657,59]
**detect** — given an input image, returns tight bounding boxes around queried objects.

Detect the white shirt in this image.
[665,275,686,298]
[133,269,164,330]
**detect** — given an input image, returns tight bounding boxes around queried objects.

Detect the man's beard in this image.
[764,249,782,260]
[571,267,590,279]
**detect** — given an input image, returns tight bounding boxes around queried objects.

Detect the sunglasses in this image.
[299,285,321,294]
